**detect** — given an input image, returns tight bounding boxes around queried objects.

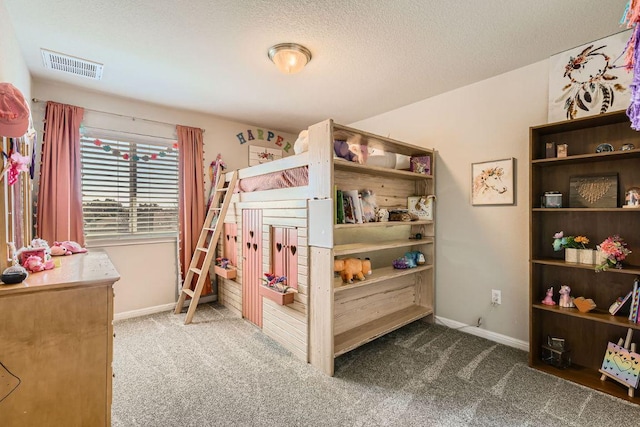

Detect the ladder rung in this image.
[195,247,208,253]
[209,207,221,212]
[216,188,228,192]
[182,289,195,297]
[203,227,215,232]
[190,267,202,275]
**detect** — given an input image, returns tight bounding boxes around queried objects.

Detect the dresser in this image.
[0,250,120,426]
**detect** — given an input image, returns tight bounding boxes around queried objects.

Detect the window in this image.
[80,135,179,242]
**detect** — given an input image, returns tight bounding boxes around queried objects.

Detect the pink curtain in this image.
[177,125,210,295]
[36,101,85,246]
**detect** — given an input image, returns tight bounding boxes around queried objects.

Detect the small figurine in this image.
[542,287,556,306]
[559,285,574,308]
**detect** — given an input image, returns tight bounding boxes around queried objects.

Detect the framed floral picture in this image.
[548,29,632,122]
[471,158,515,206]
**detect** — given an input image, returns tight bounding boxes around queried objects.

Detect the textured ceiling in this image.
[3,0,629,133]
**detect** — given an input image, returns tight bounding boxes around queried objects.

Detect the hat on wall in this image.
[0,82,30,138]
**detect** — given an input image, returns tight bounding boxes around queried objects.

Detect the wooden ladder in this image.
[174,170,238,324]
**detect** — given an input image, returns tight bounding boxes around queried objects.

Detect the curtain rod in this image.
[31,98,205,133]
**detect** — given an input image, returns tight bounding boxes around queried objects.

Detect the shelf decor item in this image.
[552,231,589,263]
[542,336,571,369]
[599,329,640,398]
[407,195,435,220]
[569,174,618,208]
[595,235,632,272]
[624,187,640,208]
[471,158,515,206]
[259,273,295,305]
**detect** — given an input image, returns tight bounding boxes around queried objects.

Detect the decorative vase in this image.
[579,249,596,265]
[565,248,579,263]
[595,250,609,266]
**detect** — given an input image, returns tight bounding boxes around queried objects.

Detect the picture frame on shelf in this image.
[471,158,515,206]
[408,195,434,220]
[624,186,640,208]
[568,173,618,208]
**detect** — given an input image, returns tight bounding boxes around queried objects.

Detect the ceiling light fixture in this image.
[268,43,312,74]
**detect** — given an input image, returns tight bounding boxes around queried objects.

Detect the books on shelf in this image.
[628,278,640,323]
[609,291,633,315]
[343,190,364,224]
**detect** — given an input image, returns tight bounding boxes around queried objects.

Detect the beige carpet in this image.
[112,303,640,426]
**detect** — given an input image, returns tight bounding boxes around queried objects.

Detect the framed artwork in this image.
[408,195,434,220]
[548,29,632,122]
[569,174,618,208]
[471,158,515,206]
[248,145,282,166]
[599,341,640,389]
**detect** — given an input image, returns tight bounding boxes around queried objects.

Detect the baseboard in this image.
[435,316,529,352]
[114,295,218,321]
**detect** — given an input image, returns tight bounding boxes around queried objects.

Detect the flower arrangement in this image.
[552,231,590,250]
[595,235,631,272]
[262,273,290,293]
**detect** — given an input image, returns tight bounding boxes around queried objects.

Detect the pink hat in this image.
[0,83,30,138]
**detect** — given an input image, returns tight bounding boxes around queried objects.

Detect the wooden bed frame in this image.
[216,119,436,375]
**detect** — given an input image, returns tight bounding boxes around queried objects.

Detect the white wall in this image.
[350,60,550,342]
[0,0,30,99]
[31,80,297,316]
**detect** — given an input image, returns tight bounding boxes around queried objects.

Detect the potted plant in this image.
[214,257,237,279]
[553,232,590,263]
[595,235,632,272]
[259,273,296,305]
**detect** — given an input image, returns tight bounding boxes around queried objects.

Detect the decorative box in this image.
[543,192,562,208]
[410,156,431,175]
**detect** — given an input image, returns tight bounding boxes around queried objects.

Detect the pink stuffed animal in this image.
[54,241,88,254]
[23,255,54,273]
[50,242,70,256]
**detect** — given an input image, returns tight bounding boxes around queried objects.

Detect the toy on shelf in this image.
[334,258,372,284]
[558,285,575,308]
[573,297,597,313]
[542,287,556,306]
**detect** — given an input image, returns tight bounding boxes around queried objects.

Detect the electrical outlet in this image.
[491,289,502,305]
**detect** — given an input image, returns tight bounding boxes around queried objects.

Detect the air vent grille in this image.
[41,49,104,80]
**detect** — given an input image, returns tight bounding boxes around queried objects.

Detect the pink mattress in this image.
[236,166,308,192]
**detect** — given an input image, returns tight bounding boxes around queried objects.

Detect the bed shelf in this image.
[334,237,434,256]
[334,265,433,293]
[335,220,433,229]
[334,159,432,180]
[334,304,432,357]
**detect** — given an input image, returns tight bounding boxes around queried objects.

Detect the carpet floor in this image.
[112,303,640,426]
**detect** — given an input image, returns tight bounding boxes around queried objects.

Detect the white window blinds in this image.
[80,135,179,242]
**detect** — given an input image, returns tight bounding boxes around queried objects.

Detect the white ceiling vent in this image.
[41,49,104,80]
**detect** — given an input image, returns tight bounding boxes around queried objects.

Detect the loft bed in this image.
[216,119,436,375]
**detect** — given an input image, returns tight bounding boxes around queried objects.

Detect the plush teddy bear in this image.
[334,258,372,284]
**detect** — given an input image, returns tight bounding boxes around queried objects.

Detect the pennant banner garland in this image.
[92,138,178,162]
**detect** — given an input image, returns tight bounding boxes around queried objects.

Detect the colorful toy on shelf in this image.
[334,258,372,283]
[542,287,556,306]
[559,285,575,308]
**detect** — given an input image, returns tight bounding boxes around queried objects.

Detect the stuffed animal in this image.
[293,130,309,154]
[334,139,359,162]
[55,241,88,254]
[334,258,372,284]
[23,255,54,273]
[50,243,70,256]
